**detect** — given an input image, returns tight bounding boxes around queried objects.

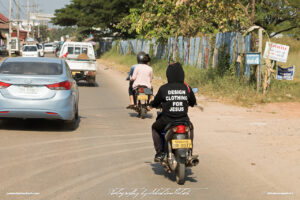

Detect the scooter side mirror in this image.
[192,88,198,93]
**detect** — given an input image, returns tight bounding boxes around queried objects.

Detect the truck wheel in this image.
[87,77,96,87]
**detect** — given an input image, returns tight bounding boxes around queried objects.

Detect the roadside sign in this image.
[277,66,295,80]
[246,53,261,65]
[245,52,262,90]
[263,42,289,63]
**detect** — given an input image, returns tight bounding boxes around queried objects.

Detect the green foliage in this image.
[51,0,144,38]
[216,45,231,77]
[47,27,77,41]
[117,0,299,41]
[117,0,250,42]
[238,0,300,37]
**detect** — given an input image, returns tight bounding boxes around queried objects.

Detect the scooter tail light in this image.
[0,81,11,89]
[139,88,144,93]
[46,81,72,90]
[172,125,187,134]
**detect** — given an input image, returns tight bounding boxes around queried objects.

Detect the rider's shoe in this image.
[126,104,134,109]
[154,152,164,162]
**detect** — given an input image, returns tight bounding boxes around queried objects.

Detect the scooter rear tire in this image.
[175,162,186,185]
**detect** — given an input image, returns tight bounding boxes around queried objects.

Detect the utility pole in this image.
[8,0,12,57]
[17,0,20,50]
[27,0,30,37]
[37,5,40,39]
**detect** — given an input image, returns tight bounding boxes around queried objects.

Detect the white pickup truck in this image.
[59,42,98,84]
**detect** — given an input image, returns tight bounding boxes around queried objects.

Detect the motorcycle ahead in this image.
[133,86,153,119]
[159,120,199,185]
[156,87,199,185]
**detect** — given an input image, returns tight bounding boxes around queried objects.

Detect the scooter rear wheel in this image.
[175,162,186,185]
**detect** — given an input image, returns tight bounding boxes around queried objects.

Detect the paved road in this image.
[0,54,297,200]
[0,55,206,200]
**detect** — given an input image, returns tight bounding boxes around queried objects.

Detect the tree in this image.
[51,0,144,38]
[117,0,299,41]
[117,0,250,42]
[237,0,300,37]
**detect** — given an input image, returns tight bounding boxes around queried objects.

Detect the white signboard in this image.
[263,42,289,63]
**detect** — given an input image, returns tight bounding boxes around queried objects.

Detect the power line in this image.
[12,0,26,18]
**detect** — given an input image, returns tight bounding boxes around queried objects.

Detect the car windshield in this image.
[45,44,52,47]
[0,62,63,75]
[23,46,37,52]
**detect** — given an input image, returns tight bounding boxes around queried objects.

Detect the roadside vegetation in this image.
[53,0,300,105]
[101,37,300,106]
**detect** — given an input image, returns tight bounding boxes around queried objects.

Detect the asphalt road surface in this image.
[0,54,298,200]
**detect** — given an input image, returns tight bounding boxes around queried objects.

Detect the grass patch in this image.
[101,46,300,106]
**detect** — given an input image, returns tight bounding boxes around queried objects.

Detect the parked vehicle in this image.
[21,45,39,57]
[132,86,152,118]
[43,43,55,53]
[59,42,97,85]
[10,37,20,55]
[36,44,44,57]
[0,45,7,55]
[0,57,79,130]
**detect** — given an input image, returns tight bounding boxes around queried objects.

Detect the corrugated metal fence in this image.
[112,32,252,75]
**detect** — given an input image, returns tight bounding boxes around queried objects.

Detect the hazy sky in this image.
[0,0,71,19]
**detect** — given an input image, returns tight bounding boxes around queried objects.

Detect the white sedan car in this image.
[22,45,39,57]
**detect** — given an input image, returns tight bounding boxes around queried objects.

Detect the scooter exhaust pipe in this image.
[187,156,199,167]
[191,158,199,166]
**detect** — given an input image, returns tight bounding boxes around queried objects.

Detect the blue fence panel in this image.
[213,33,223,68]
[244,34,252,78]
[229,32,237,64]
[189,37,195,65]
[144,40,151,54]
[114,32,251,78]
[203,36,210,69]
[206,36,211,69]
[136,40,141,53]
[200,37,206,68]
[152,38,156,57]
[130,39,137,54]
[196,37,202,68]
[168,37,173,62]
[178,36,183,60]
[183,38,189,65]
[194,37,201,66]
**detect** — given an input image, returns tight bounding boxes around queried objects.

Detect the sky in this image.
[0,0,71,19]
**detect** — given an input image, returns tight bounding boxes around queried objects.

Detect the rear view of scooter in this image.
[134,86,152,119]
[160,121,199,185]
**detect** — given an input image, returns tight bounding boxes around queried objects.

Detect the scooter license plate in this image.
[172,139,192,149]
[137,95,148,100]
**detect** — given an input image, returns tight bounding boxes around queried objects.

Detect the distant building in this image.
[0,13,9,45]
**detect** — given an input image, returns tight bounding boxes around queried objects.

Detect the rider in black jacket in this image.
[150,62,196,161]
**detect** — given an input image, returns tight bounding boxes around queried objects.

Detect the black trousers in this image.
[151,115,194,153]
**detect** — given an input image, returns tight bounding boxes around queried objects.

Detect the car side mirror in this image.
[192,88,198,93]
